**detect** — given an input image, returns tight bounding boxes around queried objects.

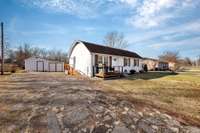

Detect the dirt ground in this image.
[0,72,200,133]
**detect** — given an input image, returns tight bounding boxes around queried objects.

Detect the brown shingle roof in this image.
[80,41,142,58]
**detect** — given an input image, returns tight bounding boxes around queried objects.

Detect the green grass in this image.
[100,68,200,123]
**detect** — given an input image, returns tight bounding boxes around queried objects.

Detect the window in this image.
[95,55,98,65]
[124,58,127,66]
[134,59,137,66]
[137,59,139,66]
[104,56,108,66]
[128,58,130,66]
[124,58,130,66]
[98,56,103,64]
[134,59,139,66]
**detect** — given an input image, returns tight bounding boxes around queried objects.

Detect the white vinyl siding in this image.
[69,42,92,77]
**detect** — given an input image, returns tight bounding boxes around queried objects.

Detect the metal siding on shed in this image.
[25,57,64,72]
[37,61,44,72]
[56,63,63,72]
[49,63,56,72]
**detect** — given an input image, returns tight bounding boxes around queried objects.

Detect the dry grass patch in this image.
[99,70,200,125]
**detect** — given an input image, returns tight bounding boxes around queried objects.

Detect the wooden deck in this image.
[95,72,121,79]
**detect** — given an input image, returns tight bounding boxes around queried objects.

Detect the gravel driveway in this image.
[0,73,199,133]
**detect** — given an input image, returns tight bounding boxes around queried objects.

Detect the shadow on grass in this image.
[126,71,178,80]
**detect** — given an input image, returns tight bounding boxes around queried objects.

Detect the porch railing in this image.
[93,65,123,76]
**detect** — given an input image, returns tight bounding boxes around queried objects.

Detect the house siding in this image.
[69,42,93,77]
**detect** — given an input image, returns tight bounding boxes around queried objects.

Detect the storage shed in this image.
[25,57,64,72]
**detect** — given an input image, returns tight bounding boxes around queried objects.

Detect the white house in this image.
[68,40,143,77]
[25,57,64,72]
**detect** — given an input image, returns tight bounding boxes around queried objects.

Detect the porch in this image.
[93,65,124,78]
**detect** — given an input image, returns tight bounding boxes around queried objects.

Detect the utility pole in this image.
[1,22,4,75]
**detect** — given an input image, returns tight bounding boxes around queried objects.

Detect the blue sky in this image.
[0,0,200,59]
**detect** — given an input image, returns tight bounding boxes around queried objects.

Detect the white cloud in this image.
[19,0,200,28]
[20,0,138,18]
[126,19,200,45]
[149,36,200,50]
[120,0,138,5]
[129,13,173,28]
[131,0,177,28]
[129,0,199,29]
[125,19,200,56]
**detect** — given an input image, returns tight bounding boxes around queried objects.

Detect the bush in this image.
[124,69,128,73]
[129,69,136,74]
[139,70,144,73]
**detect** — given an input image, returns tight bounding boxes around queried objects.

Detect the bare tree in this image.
[47,50,68,62]
[159,51,180,72]
[104,31,128,49]
[184,57,192,66]
[159,51,180,62]
[197,55,200,67]
[5,49,15,63]
[15,44,32,68]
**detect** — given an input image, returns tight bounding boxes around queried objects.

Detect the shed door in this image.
[56,63,63,72]
[49,63,56,72]
[37,61,44,72]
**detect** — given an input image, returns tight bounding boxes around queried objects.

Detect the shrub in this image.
[139,70,144,73]
[129,69,136,74]
[124,69,128,73]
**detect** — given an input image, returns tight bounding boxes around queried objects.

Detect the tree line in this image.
[5,44,68,68]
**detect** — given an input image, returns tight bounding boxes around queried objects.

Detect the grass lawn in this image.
[99,68,200,125]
